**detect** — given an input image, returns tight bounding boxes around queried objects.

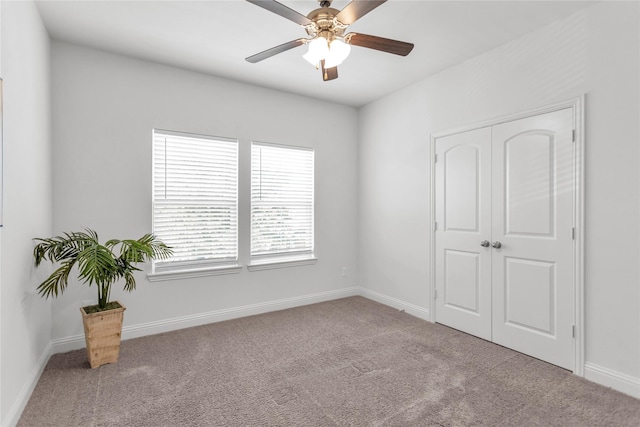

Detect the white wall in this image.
[50,42,359,343]
[358,1,639,395]
[0,1,53,425]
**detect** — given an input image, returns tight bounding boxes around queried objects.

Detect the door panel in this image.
[503,257,555,336]
[435,127,492,341]
[445,145,480,232]
[505,133,554,236]
[444,249,480,314]
[491,108,574,370]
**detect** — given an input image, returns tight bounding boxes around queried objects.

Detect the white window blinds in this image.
[153,130,238,271]
[251,142,314,258]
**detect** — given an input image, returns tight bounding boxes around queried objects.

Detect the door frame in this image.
[429,96,585,376]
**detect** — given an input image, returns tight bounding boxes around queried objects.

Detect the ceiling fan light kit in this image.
[303,36,351,68]
[246,0,414,81]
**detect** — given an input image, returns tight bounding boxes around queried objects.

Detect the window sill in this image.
[147,264,243,282]
[247,255,318,272]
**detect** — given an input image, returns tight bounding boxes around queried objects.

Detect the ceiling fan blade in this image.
[336,0,386,26]
[246,0,312,26]
[321,60,339,81]
[345,33,414,56]
[246,39,307,63]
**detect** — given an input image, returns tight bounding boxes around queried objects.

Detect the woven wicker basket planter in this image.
[80,302,126,369]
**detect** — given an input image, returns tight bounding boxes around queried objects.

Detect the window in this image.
[250,142,315,269]
[151,130,239,278]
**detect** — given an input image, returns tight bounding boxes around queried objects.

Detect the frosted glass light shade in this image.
[303,37,329,67]
[303,36,351,68]
[324,39,351,68]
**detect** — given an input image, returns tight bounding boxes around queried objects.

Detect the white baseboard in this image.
[584,362,640,399]
[359,288,431,321]
[2,342,52,427]
[51,287,361,353]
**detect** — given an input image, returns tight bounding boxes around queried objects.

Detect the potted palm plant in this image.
[33,229,172,368]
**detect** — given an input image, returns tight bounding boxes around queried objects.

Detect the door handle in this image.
[480,240,490,247]
[492,241,502,249]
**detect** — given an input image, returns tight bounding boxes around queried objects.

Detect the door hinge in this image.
[434,289,438,300]
[434,154,438,163]
[572,129,576,142]
[572,227,576,240]
[434,222,438,231]
[572,325,576,338]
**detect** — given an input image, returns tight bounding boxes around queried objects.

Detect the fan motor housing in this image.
[305,8,346,37]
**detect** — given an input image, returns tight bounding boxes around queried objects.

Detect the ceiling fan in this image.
[245,0,414,81]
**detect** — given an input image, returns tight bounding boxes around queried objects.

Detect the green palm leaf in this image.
[76,244,118,286]
[33,228,173,310]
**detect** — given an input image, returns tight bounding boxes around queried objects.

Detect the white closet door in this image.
[434,127,492,340]
[490,108,575,370]
[434,107,576,370]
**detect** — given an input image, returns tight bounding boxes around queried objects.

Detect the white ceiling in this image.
[35,0,596,107]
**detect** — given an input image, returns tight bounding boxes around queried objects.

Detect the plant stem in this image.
[98,283,107,310]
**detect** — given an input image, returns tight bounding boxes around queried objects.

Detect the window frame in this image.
[248,141,317,271]
[148,129,241,281]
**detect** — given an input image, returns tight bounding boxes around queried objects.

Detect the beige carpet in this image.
[19,296,640,426]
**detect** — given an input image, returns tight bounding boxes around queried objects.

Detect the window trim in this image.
[151,129,239,276]
[147,264,242,282]
[247,251,317,272]
[250,141,315,265]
